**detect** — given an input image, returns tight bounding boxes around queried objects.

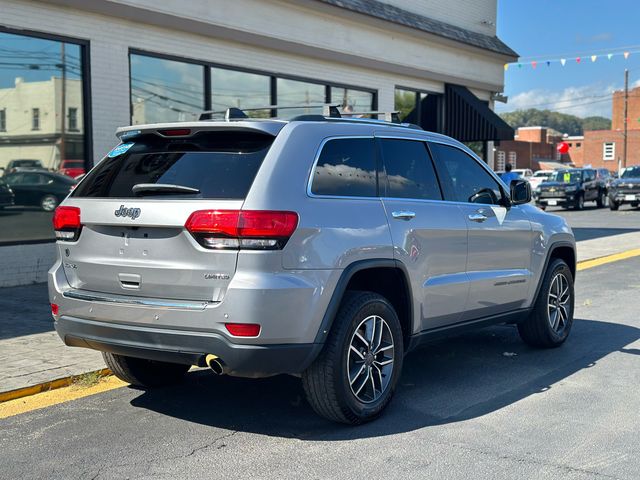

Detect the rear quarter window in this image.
[72,131,274,199]
[311,138,377,197]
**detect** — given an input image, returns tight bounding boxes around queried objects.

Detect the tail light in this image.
[53,206,82,241]
[185,210,298,250]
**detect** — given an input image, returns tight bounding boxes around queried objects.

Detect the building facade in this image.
[0,0,516,285]
[567,85,640,170]
[494,127,565,171]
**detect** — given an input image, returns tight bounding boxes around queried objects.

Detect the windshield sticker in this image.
[563,172,571,183]
[107,142,134,158]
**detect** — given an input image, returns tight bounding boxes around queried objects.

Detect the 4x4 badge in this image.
[114,205,141,220]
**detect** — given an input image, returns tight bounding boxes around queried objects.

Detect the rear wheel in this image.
[518,258,574,348]
[302,291,403,424]
[102,352,190,387]
[40,195,58,212]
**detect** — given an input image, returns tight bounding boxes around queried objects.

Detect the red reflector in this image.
[158,128,191,136]
[225,323,261,337]
[53,206,81,230]
[185,210,298,238]
[51,304,59,316]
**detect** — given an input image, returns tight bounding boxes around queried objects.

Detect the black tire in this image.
[596,190,605,208]
[518,258,574,348]
[574,194,584,210]
[610,200,619,211]
[302,291,404,424]
[102,352,190,387]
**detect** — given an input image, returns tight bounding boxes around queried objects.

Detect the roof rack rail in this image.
[199,104,341,121]
[197,105,421,129]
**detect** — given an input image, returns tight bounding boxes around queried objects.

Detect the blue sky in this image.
[496,0,640,118]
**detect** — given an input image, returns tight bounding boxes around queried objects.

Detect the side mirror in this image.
[510,179,531,205]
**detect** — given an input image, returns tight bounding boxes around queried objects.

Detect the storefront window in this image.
[395,88,418,120]
[330,87,374,115]
[130,54,204,124]
[276,78,325,118]
[211,68,271,118]
[0,30,87,244]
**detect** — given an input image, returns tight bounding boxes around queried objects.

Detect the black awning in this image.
[444,84,514,142]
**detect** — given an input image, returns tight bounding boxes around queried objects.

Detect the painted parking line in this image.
[577,248,640,272]
[0,375,126,419]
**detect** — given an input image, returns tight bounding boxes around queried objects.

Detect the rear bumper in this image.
[55,315,322,377]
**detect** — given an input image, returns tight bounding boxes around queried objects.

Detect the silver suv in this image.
[49,112,576,424]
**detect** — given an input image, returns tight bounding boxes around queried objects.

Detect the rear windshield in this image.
[72,131,274,199]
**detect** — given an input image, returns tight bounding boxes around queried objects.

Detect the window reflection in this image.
[331,87,374,116]
[130,54,204,124]
[0,31,86,242]
[211,68,271,118]
[276,78,325,118]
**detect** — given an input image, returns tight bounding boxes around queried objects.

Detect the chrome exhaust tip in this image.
[205,354,227,375]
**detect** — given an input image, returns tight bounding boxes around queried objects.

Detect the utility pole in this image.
[623,69,628,169]
[59,42,66,167]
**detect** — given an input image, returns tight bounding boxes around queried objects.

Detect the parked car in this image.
[534,168,606,210]
[0,177,15,209]
[528,170,554,190]
[49,112,576,424]
[608,165,640,210]
[3,171,76,211]
[57,159,86,179]
[512,168,533,179]
[3,159,45,175]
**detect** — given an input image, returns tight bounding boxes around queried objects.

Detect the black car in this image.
[534,168,605,210]
[608,165,640,210]
[0,177,15,209]
[3,171,76,211]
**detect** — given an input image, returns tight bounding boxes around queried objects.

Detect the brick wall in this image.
[578,129,640,169]
[612,86,640,131]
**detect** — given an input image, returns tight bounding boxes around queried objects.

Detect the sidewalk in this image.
[1,232,639,398]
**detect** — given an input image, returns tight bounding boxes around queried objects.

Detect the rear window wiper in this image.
[132,183,201,196]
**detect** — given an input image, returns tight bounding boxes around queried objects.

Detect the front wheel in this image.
[574,194,584,210]
[102,352,190,387]
[302,291,404,424]
[518,258,574,348]
[596,190,605,208]
[610,200,619,211]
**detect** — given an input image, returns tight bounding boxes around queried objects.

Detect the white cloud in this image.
[496,83,617,118]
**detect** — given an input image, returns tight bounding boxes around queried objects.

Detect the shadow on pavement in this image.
[130,318,640,440]
[571,227,640,242]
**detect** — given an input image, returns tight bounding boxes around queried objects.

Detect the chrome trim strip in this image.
[63,289,213,310]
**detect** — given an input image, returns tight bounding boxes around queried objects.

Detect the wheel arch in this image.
[314,259,414,351]
[531,241,576,304]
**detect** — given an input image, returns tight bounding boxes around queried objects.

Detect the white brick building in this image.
[0,0,516,285]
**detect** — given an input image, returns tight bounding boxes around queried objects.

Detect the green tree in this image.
[499,109,611,136]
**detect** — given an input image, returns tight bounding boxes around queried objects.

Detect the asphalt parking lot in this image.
[1,254,639,479]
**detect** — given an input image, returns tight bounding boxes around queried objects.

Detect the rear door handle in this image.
[391,211,416,220]
[468,213,488,223]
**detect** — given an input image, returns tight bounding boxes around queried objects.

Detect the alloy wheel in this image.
[548,273,571,333]
[347,315,395,403]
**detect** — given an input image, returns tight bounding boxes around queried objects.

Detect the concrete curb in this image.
[0,368,111,403]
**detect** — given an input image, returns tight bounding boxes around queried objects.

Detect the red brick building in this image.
[567,85,640,170]
[495,126,567,171]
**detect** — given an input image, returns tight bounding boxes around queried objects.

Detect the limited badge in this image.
[107,142,134,158]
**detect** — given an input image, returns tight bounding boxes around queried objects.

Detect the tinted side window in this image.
[311,138,377,197]
[379,139,441,200]
[429,143,503,205]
